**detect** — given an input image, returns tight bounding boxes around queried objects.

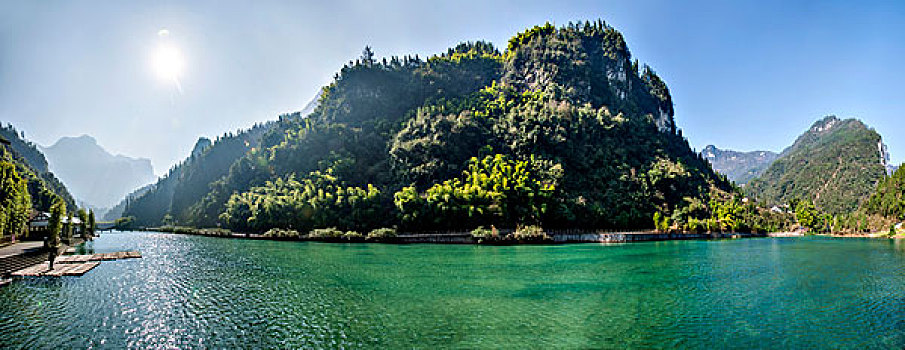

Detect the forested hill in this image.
[746,116,887,215]
[0,123,77,212]
[863,164,905,221]
[124,21,732,232]
[702,145,777,185]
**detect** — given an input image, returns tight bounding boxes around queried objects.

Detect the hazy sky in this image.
[2,0,904,175]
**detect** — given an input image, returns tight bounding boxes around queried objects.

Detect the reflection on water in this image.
[1,232,905,348]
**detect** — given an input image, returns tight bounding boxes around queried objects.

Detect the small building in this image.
[28,212,83,235]
[770,206,784,214]
[28,211,50,233]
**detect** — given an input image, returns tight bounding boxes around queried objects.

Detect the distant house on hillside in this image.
[770,206,785,214]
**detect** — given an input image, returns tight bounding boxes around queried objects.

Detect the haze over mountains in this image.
[41,135,156,213]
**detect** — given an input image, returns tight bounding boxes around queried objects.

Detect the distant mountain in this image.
[0,122,77,211]
[702,145,778,185]
[103,183,153,221]
[746,116,887,215]
[41,135,155,210]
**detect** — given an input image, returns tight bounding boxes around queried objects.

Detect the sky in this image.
[1,0,904,176]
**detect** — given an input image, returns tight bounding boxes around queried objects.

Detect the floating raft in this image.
[56,251,142,263]
[11,262,101,277]
[10,251,141,278]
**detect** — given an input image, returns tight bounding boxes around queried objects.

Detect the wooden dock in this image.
[11,262,101,277]
[9,251,141,278]
[55,251,141,263]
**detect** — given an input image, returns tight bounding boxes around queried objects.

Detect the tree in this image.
[162,213,175,226]
[87,209,96,235]
[114,216,136,231]
[65,213,73,242]
[795,200,822,233]
[48,197,65,248]
[77,208,88,237]
[361,46,375,66]
[0,160,31,241]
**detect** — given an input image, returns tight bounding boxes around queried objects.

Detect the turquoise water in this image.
[2,232,905,348]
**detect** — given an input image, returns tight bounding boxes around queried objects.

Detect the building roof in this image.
[28,212,82,226]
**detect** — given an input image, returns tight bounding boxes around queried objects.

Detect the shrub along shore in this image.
[145,225,770,244]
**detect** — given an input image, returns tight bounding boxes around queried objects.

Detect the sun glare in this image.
[153,45,184,82]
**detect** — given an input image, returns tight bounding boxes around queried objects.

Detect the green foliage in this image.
[77,208,88,235]
[113,216,135,231]
[220,168,384,233]
[366,228,397,241]
[263,228,301,239]
[506,22,555,53]
[863,164,905,220]
[794,200,826,233]
[48,197,65,247]
[308,228,344,240]
[512,225,552,242]
[470,226,494,239]
[343,231,364,241]
[653,212,670,232]
[394,154,555,230]
[0,159,31,240]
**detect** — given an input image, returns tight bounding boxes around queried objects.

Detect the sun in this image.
[152,45,184,83]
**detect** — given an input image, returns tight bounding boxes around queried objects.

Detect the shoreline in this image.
[138,226,773,244]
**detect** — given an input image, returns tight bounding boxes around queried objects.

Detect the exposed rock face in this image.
[702,145,778,185]
[41,135,155,210]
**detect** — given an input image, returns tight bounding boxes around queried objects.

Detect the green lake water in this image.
[2,231,905,348]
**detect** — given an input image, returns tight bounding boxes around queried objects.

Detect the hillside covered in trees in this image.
[124,21,750,233]
[746,116,887,215]
[0,123,78,241]
[863,165,905,222]
[0,123,77,212]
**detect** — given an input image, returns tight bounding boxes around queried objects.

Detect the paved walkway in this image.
[0,241,44,259]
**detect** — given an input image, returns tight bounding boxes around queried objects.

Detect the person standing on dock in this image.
[46,242,57,270]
